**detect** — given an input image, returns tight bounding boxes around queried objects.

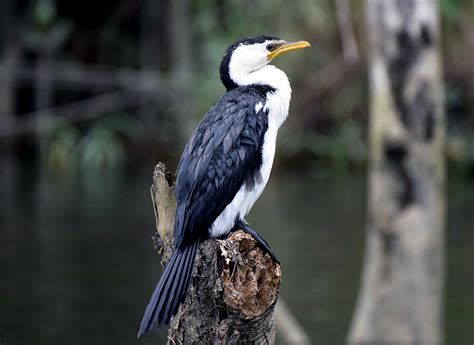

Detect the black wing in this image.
[173,85,271,248]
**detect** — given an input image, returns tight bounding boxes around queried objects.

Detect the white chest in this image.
[209,86,291,238]
[254,88,291,198]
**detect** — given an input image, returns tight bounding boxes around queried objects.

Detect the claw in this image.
[233,219,279,264]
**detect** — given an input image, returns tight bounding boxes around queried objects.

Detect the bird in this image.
[138,35,310,337]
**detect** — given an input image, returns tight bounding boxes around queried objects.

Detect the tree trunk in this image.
[0,0,19,121]
[348,0,445,344]
[335,0,359,64]
[150,163,280,344]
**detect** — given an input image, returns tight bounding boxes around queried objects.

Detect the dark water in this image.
[0,160,472,344]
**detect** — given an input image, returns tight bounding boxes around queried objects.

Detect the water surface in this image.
[0,160,472,344]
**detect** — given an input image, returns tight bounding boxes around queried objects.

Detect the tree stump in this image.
[150,163,281,344]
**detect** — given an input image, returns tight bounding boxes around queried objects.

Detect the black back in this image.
[173,84,275,248]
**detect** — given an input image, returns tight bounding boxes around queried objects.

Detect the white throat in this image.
[229,64,290,92]
[229,64,292,128]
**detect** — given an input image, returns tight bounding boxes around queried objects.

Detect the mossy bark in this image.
[348,1,445,344]
[151,163,280,344]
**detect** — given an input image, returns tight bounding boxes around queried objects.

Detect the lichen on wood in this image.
[150,163,281,344]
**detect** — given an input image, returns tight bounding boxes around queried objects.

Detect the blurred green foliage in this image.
[33,0,57,30]
[305,119,367,172]
[447,132,474,176]
[440,0,462,22]
[2,0,474,176]
[47,113,139,174]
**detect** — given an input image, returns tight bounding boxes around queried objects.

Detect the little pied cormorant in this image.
[138,35,310,337]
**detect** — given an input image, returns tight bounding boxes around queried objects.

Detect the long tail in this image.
[137,240,199,338]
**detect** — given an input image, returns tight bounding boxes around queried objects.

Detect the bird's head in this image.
[220,35,310,90]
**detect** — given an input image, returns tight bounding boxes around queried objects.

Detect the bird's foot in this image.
[234,219,279,264]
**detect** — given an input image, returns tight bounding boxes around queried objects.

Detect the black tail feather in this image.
[167,242,195,322]
[154,248,185,326]
[137,241,199,338]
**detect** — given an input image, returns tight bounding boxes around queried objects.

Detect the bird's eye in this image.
[266,43,277,52]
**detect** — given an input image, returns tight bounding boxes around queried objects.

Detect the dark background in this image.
[0,0,473,344]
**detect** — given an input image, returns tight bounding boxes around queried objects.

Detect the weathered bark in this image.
[348,0,445,344]
[151,163,280,344]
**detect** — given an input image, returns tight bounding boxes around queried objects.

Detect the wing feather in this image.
[173,86,270,247]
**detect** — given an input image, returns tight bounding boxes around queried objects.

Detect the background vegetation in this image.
[0,0,472,176]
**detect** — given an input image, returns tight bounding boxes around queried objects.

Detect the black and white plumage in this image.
[138,35,310,337]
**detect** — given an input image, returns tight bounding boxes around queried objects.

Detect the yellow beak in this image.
[267,41,311,61]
